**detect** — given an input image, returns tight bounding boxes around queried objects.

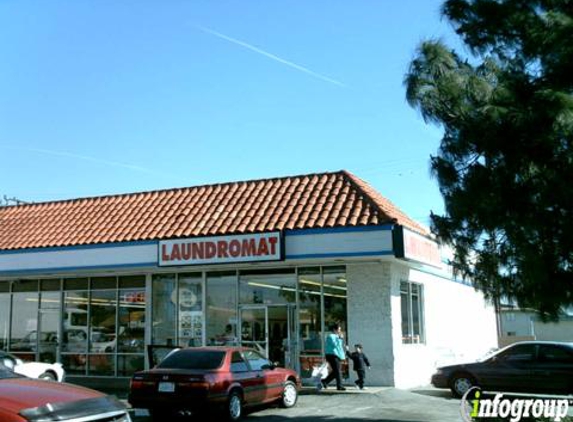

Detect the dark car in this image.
[0,366,131,422]
[128,346,301,421]
[431,341,573,397]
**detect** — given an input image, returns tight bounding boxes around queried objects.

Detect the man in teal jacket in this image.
[322,323,346,390]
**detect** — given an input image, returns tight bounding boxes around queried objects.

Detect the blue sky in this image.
[0,1,458,226]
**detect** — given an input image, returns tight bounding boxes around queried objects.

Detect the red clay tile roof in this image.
[0,170,427,251]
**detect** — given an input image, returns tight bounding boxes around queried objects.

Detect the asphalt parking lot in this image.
[130,387,462,422]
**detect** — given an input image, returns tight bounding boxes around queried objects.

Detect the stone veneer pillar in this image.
[346,262,395,386]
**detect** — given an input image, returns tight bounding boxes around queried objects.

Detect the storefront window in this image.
[10,292,39,358]
[88,289,116,376]
[0,288,10,350]
[177,273,203,347]
[62,290,89,374]
[89,290,117,353]
[401,281,425,344]
[38,291,60,363]
[10,281,39,360]
[323,267,347,333]
[239,269,296,305]
[117,275,146,376]
[298,268,322,357]
[206,272,238,346]
[118,291,146,354]
[152,274,176,345]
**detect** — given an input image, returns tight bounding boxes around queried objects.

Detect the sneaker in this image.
[360,386,366,390]
[337,387,346,391]
[321,381,328,389]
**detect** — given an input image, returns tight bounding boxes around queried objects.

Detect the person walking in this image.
[348,343,371,389]
[321,323,347,391]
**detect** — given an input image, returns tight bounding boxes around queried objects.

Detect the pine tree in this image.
[405,0,573,318]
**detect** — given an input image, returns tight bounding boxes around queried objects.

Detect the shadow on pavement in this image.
[409,389,456,400]
[247,417,424,422]
[150,415,425,422]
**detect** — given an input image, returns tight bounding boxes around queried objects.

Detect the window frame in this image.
[400,281,425,345]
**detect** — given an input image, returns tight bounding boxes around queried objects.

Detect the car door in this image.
[242,350,270,404]
[229,351,262,405]
[531,344,573,394]
[481,343,537,392]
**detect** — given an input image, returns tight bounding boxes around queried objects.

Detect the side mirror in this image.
[261,362,276,370]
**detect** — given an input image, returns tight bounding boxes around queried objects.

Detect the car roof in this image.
[176,346,258,353]
[506,341,573,347]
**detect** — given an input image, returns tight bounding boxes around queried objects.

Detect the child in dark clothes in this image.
[348,343,371,389]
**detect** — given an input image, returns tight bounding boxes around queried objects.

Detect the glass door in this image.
[240,305,298,370]
[240,307,268,357]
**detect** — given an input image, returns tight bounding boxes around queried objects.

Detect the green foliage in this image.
[405,0,573,318]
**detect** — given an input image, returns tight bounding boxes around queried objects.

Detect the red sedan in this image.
[0,366,131,422]
[128,347,301,421]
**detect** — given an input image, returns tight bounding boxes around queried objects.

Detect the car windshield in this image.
[157,349,226,370]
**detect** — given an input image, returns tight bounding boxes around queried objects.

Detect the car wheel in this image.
[226,391,243,421]
[450,373,476,398]
[279,381,298,408]
[39,371,57,381]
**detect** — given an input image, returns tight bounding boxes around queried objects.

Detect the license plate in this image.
[158,382,175,393]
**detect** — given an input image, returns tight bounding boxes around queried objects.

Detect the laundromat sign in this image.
[159,232,283,266]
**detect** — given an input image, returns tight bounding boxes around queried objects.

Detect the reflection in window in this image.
[10,292,39,357]
[118,288,146,354]
[89,290,117,354]
[89,354,114,376]
[243,350,269,371]
[323,268,347,335]
[538,345,573,364]
[178,273,203,347]
[501,344,536,362]
[298,268,322,356]
[206,272,238,346]
[62,291,89,374]
[152,274,176,345]
[0,293,10,350]
[401,281,425,344]
[230,351,248,372]
[153,273,204,348]
[239,270,296,305]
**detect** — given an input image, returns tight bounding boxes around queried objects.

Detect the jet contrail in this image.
[196,25,346,88]
[2,145,174,178]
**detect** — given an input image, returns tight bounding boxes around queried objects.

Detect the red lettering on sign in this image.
[242,239,257,256]
[268,236,278,255]
[257,238,269,255]
[162,244,171,261]
[171,244,181,261]
[192,242,204,259]
[160,233,281,265]
[217,240,228,258]
[205,241,216,259]
[181,243,191,260]
[229,240,241,257]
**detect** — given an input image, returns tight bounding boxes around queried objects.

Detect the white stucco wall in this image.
[533,320,573,341]
[390,262,498,389]
[500,311,535,337]
[346,262,395,386]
